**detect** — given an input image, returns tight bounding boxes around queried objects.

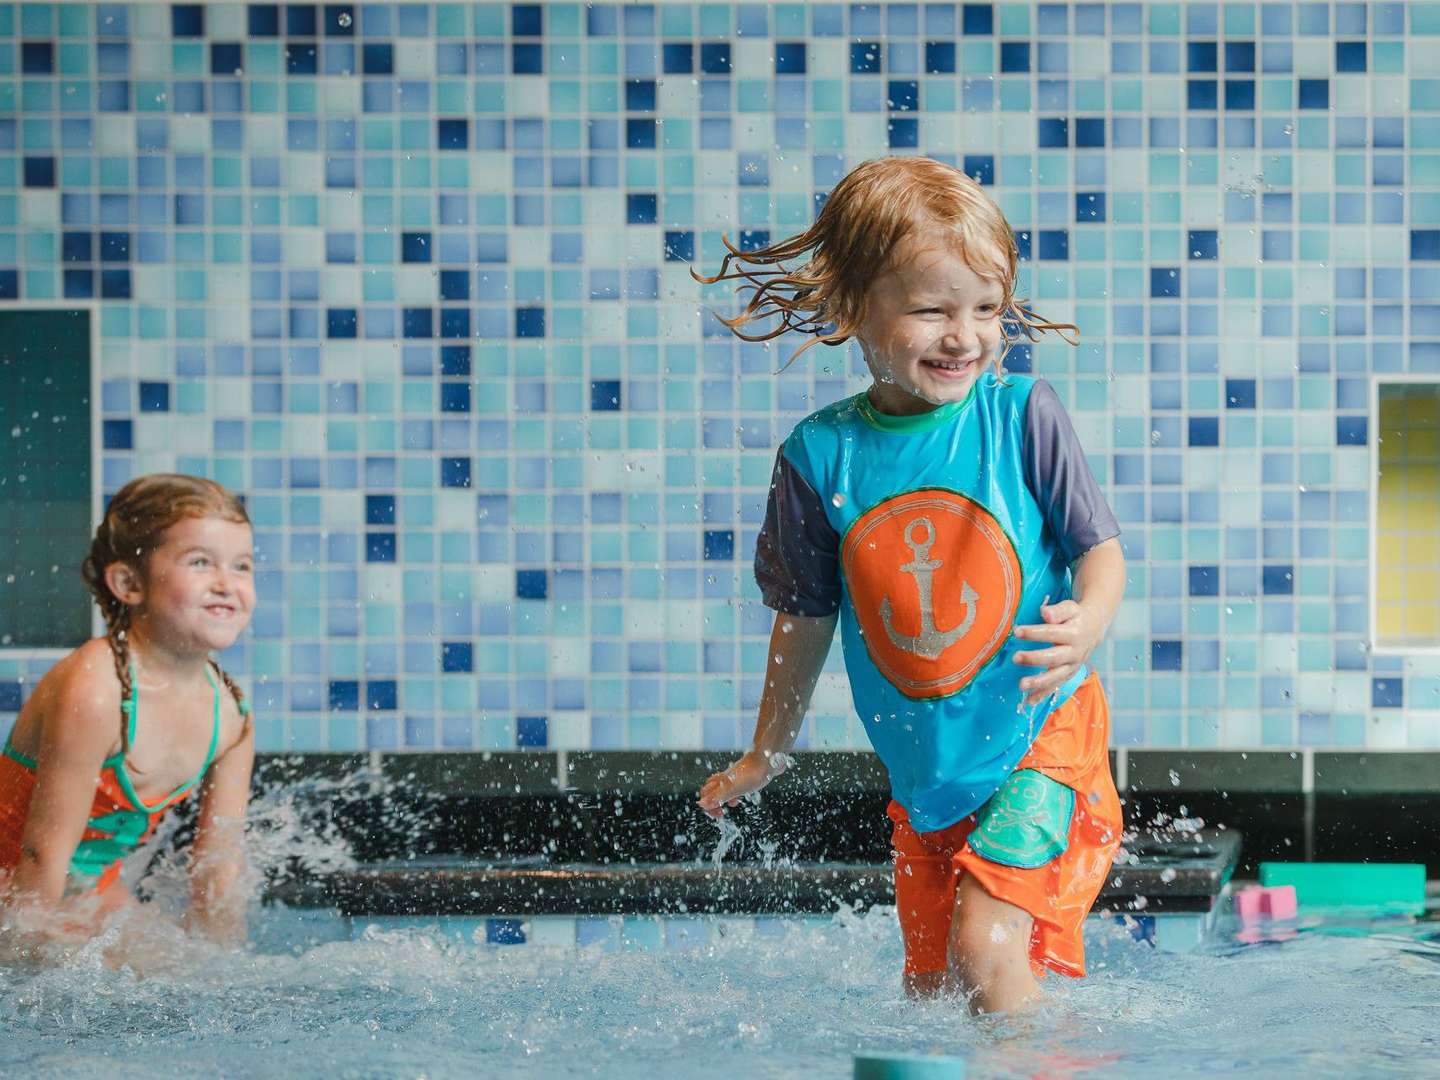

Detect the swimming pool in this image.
[2,897,1437,1079]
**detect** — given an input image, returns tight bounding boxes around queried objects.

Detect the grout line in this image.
[555,749,569,792]
[1115,746,1129,792]
[1302,749,1316,861]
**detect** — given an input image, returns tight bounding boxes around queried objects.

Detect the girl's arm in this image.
[184,715,254,944]
[698,610,838,817]
[7,667,119,907]
[1012,536,1127,705]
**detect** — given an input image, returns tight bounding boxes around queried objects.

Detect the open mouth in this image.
[205,605,236,617]
[921,358,976,378]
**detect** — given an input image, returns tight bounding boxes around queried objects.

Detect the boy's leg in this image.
[889,800,970,999]
[948,872,1040,1015]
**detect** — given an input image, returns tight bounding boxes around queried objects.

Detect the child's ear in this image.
[104,561,144,607]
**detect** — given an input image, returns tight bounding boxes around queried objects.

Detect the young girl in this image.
[0,474,256,949]
[696,157,1127,1014]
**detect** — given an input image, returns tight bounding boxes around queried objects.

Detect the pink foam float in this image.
[1234,884,1299,941]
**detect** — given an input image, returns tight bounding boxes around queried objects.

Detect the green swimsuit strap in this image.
[114,664,224,813]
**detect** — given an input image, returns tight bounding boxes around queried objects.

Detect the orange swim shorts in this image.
[888,671,1123,979]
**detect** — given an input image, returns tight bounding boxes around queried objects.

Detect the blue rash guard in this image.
[755,372,1120,833]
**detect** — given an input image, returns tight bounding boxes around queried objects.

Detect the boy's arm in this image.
[1012,537,1126,705]
[698,610,837,817]
[184,715,255,944]
[7,668,118,905]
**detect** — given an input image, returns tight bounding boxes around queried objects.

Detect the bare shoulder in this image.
[16,639,123,756]
[209,668,254,758]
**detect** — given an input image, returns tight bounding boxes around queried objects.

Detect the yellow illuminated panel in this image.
[1375,383,1440,648]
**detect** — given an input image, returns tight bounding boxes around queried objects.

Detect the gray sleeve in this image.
[1022,379,1121,562]
[754,448,842,617]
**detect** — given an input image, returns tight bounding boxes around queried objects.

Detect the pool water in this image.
[1,778,1436,1078]
[2,895,1438,1078]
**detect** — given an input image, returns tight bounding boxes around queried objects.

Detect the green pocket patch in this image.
[968,769,1075,869]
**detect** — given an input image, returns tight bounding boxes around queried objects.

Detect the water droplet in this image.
[338,10,352,26]
[831,493,845,508]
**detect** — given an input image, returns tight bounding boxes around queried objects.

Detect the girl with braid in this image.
[0,474,256,947]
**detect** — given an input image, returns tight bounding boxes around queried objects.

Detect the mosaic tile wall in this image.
[1,1,1440,752]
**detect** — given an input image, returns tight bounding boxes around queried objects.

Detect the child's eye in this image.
[911,308,943,315]
[190,557,211,567]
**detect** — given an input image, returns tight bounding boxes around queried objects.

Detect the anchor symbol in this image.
[881,516,978,660]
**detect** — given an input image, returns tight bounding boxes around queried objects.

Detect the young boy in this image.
[696,157,1125,1014]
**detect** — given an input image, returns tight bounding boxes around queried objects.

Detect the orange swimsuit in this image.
[0,666,227,895]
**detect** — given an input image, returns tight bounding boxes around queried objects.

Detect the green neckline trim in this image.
[114,664,224,813]
[854,380,977,434]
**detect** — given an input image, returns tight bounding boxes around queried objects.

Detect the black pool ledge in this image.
[268,830,1240,918]
[251,748,1440,877]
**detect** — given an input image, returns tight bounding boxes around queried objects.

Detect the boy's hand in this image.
[697,749,790,819]
[1012,599,1105,706]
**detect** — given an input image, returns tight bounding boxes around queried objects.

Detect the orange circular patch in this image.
[841,489,1021,700]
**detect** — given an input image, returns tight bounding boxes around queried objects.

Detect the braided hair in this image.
[79,474,251,751]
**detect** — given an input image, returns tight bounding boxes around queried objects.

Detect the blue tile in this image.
[328,680,360,711]
[1188,566,1219,597]
[1335,41,1365,72]
[1038,230,1068,260]
[366,680,398,711]
[662,42,693,72]
[441,642,473,673]
[963,154,994,186]
[172,4,205,36]
[139,381,170,412]
[362,43,392,73]
[925,41,955,73]
[848,40,879,73]
[1336,416,1367,445]
[514,567,548,601]
[703,530,735,560]
[1151,641,1183,671]
[516,716,548,748]
[591,380,622,411]
[700,42,731,73]
[999,41,1029,72]
[21,41,53,74]
[437,118,467,150]
[365,532,396,562]
[1188,416,1219,446]
[487,918,526,944]
[512,3,543,35]
[0,682,24,713]
[775,42,806,74]
[1372,679,1403,709]
[1297,79,1328,110]
[440,457,471,488]
[963,4,994,35]
[1037,117,1067,147]
[625,192,657,223]
[1262,565,1294,595]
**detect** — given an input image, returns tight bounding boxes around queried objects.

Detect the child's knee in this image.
[948,880,1032,974]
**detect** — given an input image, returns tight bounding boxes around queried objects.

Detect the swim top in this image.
[0,664,230,894]
[755,372,1120,832]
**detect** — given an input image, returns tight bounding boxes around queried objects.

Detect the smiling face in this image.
[856,233,1009,416]
[116,515,256,656]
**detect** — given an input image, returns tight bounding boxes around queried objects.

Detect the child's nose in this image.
[941,319,981,351]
